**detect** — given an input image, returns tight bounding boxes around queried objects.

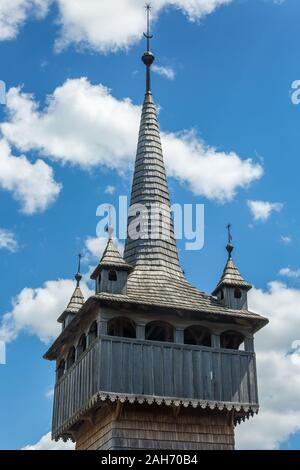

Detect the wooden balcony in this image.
[52,335,258,438]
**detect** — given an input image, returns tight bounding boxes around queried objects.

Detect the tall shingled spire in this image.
[123,5,183,277]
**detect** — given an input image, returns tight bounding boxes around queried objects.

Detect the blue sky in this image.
[0,0,300,450]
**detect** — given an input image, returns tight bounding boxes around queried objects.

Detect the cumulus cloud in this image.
[0,1,233,48]
[0,228,18,252]
[163,131,262,201]
[0,139,61,214]
[22,432,75,450]
[152,65,175,80]
[2,81,138,170]
[0,0,51,41]
[54,0,233,52]
[236,281,300,449]
[0,278,93,344]
[247,200,283,222]
[1,79,263,202]
[279,267,300,279]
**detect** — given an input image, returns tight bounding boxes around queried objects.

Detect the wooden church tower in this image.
[44,7,268,450]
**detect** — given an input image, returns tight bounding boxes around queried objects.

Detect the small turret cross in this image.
[227,224,232,245]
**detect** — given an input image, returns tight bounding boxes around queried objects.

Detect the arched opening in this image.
[77,334,87,357]
[88,321,97,344]
[108,270,117,282]
[97,274,101,292]
[234,288,242,299]
[220,330,244,350]
[145,321,174,342]
[57,359,65,380]
[67,346,76,369]
[184,326,211,347]
[107,317,136,338]
[220,290,224,300]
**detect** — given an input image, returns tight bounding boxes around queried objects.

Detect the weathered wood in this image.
[75,404,235,450]
[53,335,258,435]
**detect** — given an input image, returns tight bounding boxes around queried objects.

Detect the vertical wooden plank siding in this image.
[53,336,258,434]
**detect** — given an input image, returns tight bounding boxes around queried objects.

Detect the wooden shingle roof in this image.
[123,91,183,277]
[93,269,263,321]
[119,89,263,322]
[212,256,252,296]
[90,238,132,279]
[57,285,84,323]
[99,238,131,269]
[65,286,85,312]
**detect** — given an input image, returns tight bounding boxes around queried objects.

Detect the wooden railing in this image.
[53,335,258,434]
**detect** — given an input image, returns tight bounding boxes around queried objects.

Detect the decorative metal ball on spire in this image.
[226,223,234,258]
[75,253,82,287]
[142,4,155,93]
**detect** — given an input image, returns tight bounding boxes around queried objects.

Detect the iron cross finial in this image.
[226,224,234,258]
[75,253,82,287]
[108,205,114,239]
[142,4,155,92]
[227,224,232,244]
[77,253,82,272]
[144,4,153,52]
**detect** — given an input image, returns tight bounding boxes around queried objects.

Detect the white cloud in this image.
[279,267,300,279]
[22,432,75,450]
[163,131,262,201]
[104,185,116,195]
[0,278,93,344]
[171,0,233,19]
[2,81,138,170]
[0,1,233,49]
[1,79,263,202]
[247,200,283,222]
[0,0,51,41]
[280,235,292,244]
[236,281,300,449]
[0,228,18,252]
[152,64,175,80]
[0,139,61,214]
[54,0,233,52]
[237,404,300,450]
[249,282,300,353]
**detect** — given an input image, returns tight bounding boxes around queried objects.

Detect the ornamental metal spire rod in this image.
[108,205,114,239]
[142,4,155,93]
[227,224,232,244]
[75,253,82,287]
[144,4,153,52]
[226,224,234,259]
